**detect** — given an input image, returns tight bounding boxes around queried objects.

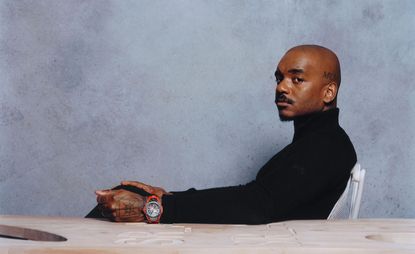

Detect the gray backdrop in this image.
[1,0,414,218]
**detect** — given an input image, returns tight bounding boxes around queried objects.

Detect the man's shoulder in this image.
[294,125,356,158]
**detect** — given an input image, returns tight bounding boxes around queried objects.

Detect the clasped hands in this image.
[95,181,170,222]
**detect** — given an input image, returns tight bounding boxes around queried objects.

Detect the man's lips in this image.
[275,94,294,107]
[276,101,291,107]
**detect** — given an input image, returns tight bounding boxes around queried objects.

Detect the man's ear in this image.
[323,82,338,104]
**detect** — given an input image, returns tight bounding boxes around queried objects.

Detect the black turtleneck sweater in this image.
[160,108,356,224]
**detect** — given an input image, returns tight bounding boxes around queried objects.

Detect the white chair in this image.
[327,163,366,220]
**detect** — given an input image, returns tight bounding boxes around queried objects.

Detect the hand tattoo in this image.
[113,193,145,221]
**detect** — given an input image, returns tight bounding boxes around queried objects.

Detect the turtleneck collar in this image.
[292,108,340,142]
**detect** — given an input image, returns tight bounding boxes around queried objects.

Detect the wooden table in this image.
[1,215,414,253]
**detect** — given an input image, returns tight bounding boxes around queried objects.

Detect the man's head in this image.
[275,45,341,121]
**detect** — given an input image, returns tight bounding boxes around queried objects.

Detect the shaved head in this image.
[286,45,341,87]
[275,45,342,120]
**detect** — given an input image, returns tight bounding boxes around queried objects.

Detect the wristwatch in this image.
[143,195,163,223]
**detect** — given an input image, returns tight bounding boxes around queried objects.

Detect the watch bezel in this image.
[143,195,163,223]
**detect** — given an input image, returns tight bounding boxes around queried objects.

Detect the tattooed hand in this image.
[95,189,145,222]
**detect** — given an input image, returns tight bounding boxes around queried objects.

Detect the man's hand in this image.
[96,189,145,222]
[121,181,171,198]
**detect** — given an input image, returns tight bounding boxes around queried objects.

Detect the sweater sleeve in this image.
[160,181,274,224]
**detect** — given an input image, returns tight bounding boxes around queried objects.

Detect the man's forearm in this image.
[161,182,274,224]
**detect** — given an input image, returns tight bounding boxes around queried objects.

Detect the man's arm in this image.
[88,180,274,224]
[90,131,355,224]
[161,134,355,224]
[161,181,275,224]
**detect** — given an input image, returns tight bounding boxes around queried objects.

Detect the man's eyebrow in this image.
[288,68,304,74]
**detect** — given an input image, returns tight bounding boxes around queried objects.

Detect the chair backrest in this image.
[327,163,366,220]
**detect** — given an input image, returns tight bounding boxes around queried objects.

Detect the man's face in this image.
[275,50,326,121]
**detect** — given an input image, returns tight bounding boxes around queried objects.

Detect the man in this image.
[87,45,356,224]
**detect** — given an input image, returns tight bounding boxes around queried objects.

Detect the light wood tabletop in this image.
[1,215,414,253]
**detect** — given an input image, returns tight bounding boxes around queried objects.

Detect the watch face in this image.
[146,201,161,218]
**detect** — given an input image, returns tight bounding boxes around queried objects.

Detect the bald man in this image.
[88,45,357,224]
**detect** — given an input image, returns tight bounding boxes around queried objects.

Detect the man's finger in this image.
[97,195,112,204]
[121,181,153,193]
[95,189,113,196]
[120,181,147,188]
[96,190,114,204]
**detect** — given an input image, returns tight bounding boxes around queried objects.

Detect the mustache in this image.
[275,93,294,104]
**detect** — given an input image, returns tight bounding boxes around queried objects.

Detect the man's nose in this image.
[276,79,289,94]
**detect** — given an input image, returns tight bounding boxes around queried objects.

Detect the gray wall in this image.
[1,0,414,218]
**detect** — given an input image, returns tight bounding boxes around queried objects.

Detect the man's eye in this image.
[293,77,304,83]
